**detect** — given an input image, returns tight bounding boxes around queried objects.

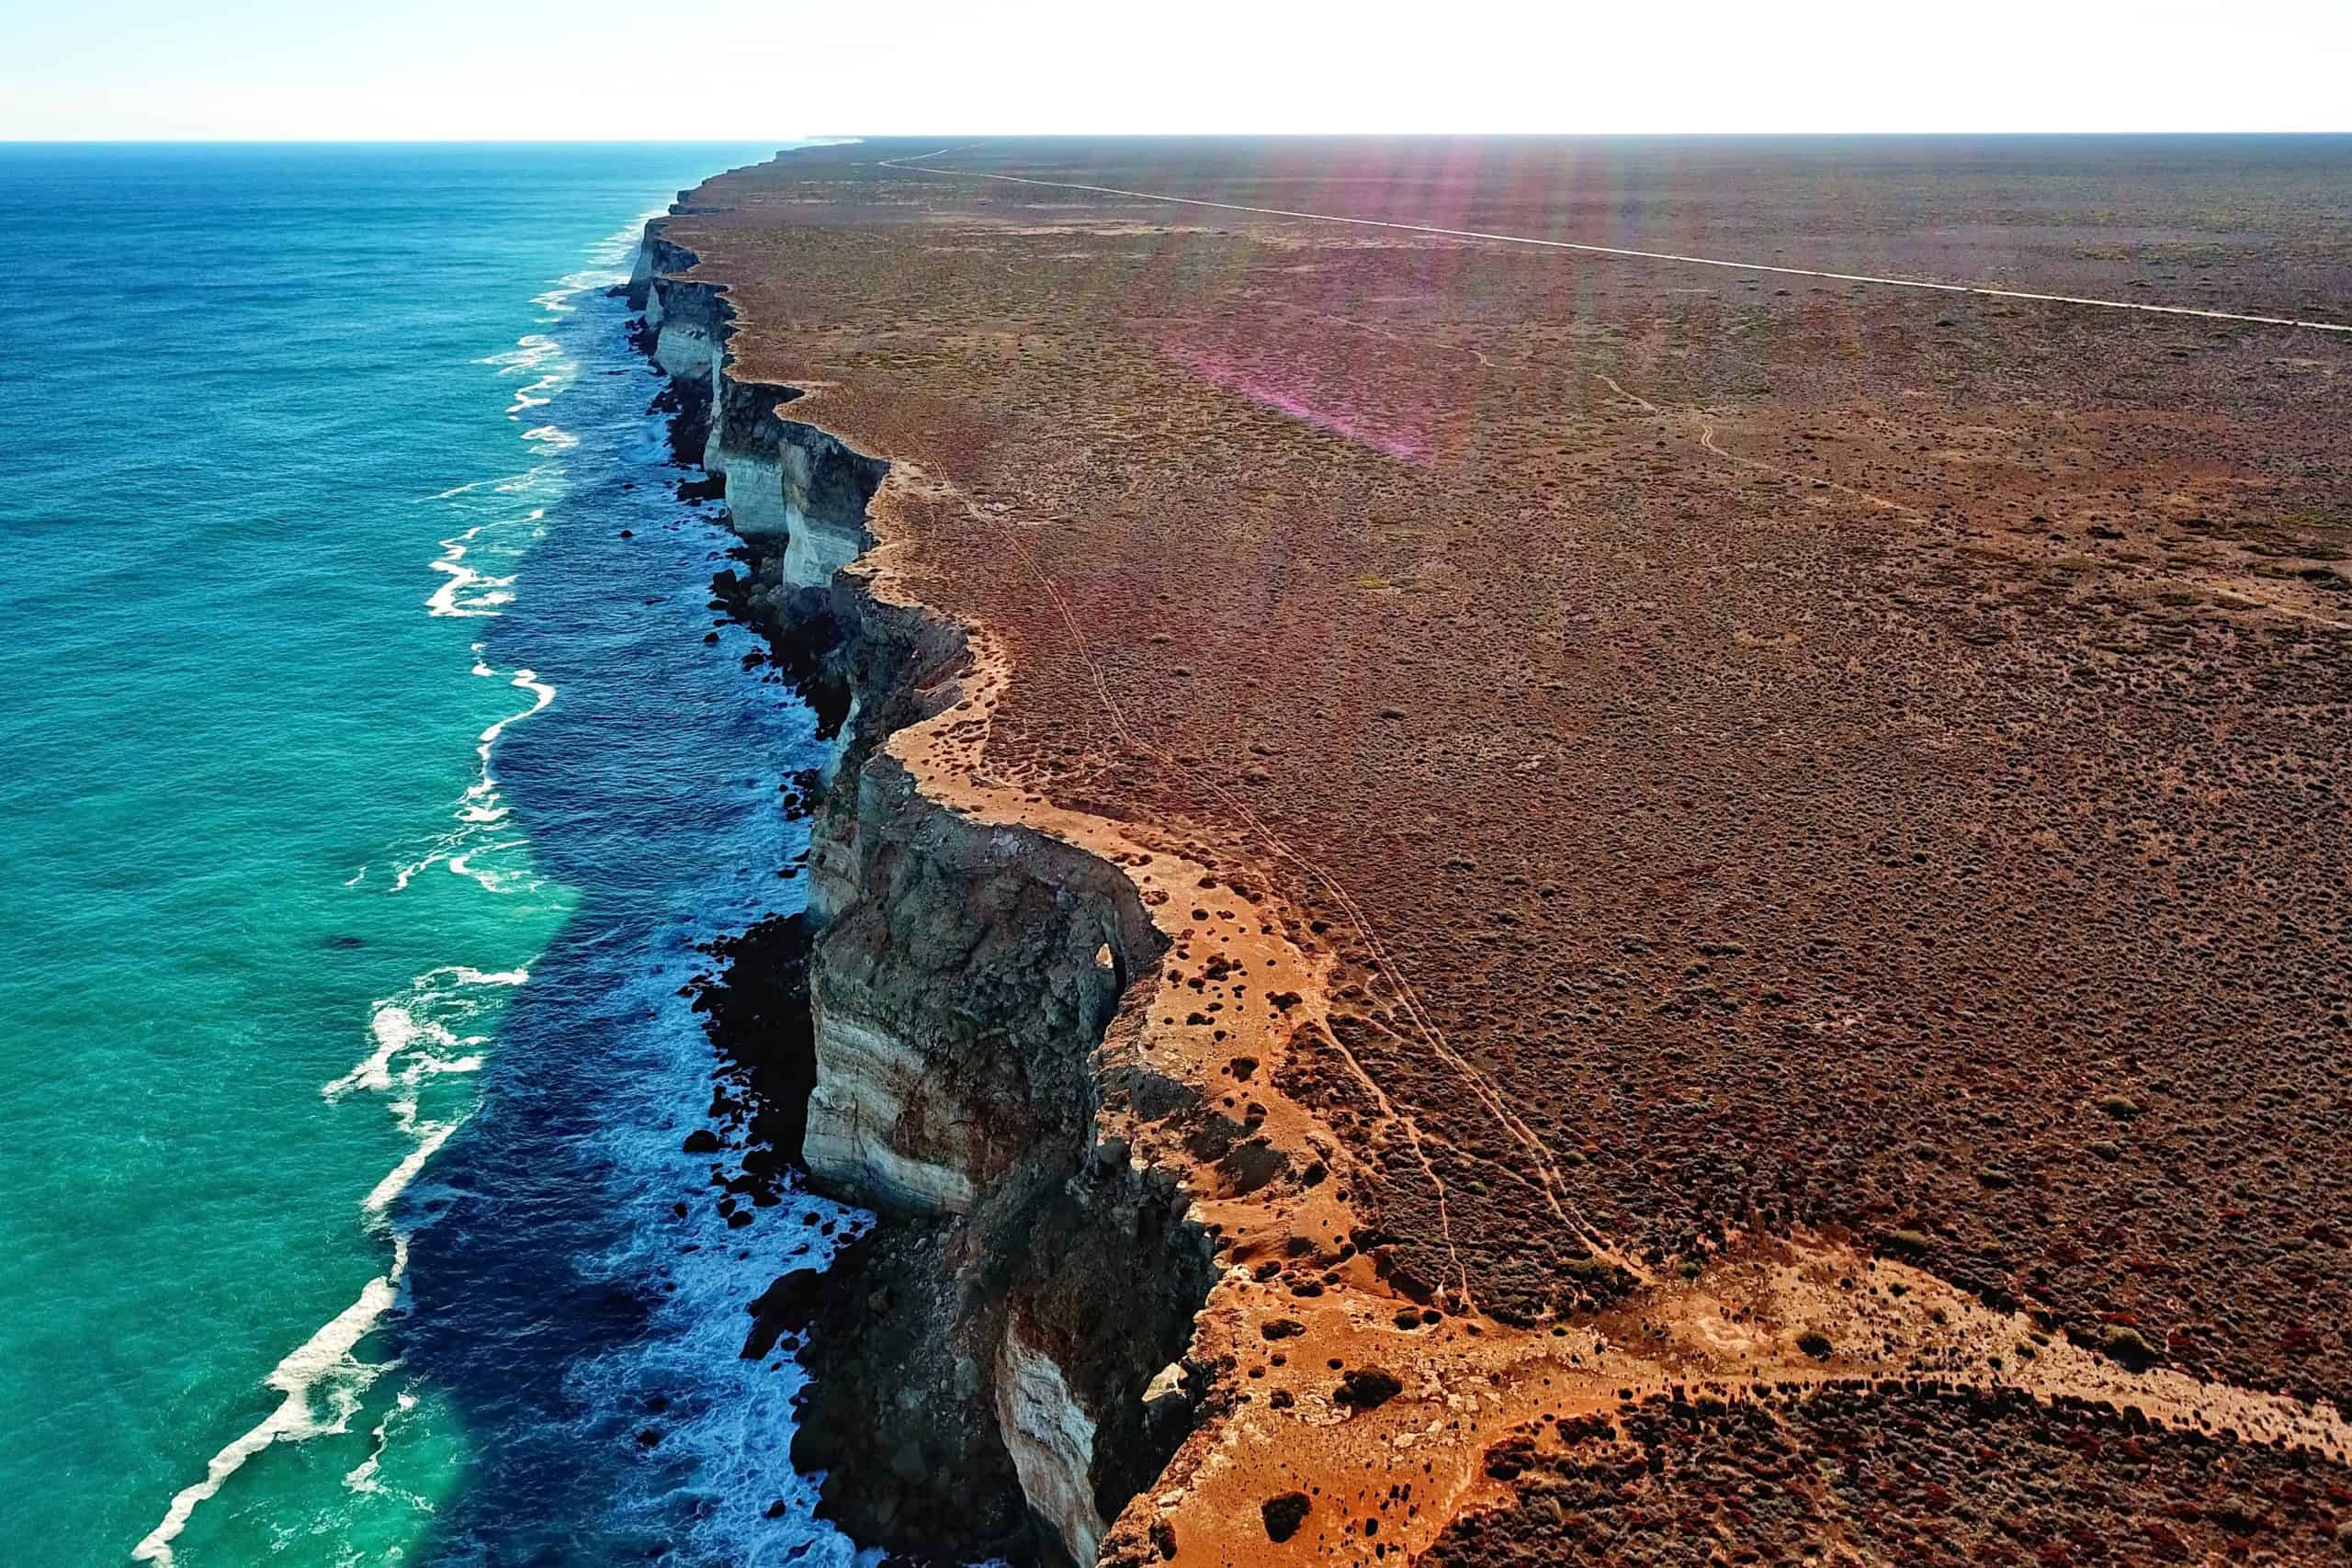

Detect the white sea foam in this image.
[366,1122,458,1214]
[457,791,508,826]
[508,545,864,1562]
[425,555,516,619]
[481,335,584,429]
[555,903,874,1567]
[132,1238,409,1566]
[403,345,568,870]
[487,334,576,411]
[529,209,669,321]
[267,955,536,1568]
[534,263,624,316]
[482,333,563,371]
[426,468,556,507]
[439,848,528,895]
[483,668,555,743]
[424,506,546,619]
[326,1006,452,1100]
[342,1388,420,1499]
[325,966,520,1100]
[492,465,560,497]
[388,665,554,894]
[149,195,856,1563]
[139,194,703,1568]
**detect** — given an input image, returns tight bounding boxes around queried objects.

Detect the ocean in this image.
[0,143,869,1565]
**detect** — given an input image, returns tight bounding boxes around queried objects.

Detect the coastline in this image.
[629,141,2352,1567]
[33,147,834,1568]
[374,204,870,1564]
[137,169,866,1567]
[628,186,1241,1562]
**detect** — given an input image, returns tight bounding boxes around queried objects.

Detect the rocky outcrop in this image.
[633,213,1217,1565]
[623,223,700,311]
[644,279,721,386]
[633,260,886,578]
[802,754,1158,1215]
[997,1314,1111,1562]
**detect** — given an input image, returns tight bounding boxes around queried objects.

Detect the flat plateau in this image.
[654,137,2352,1565]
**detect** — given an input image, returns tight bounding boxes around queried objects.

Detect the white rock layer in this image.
[995,1328,1108,1565]
[801,1012,980,1214]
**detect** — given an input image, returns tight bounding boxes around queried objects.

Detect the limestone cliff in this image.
[631,216,1216,1565]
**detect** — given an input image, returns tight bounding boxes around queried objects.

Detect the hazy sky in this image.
[4,0,2348,140]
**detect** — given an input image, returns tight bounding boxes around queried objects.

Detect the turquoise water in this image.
[0,145,864,1565]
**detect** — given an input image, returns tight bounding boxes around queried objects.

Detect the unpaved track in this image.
[878,147,2352,336]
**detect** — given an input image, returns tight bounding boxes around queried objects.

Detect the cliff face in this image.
[804,752,1157,1216]
[632,219,1216,1565]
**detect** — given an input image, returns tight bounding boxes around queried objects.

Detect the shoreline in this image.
[628,188,1228,1561]
[372,248,869,1561]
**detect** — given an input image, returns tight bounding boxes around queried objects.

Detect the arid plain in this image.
[655,137,2352,1565]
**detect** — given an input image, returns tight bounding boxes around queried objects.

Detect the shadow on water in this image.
[391,291,865,1566]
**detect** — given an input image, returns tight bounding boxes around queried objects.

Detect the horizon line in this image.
[6,129,2352,146]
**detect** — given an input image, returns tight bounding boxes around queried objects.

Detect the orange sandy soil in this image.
[659,138,2352,1563]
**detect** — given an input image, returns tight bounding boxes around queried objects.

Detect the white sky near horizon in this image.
[2,0,2347,141]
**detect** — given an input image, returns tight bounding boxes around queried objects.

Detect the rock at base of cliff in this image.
[789,1222,1040,1563]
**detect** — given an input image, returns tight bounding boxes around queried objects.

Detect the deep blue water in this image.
[0,143,865,1565]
